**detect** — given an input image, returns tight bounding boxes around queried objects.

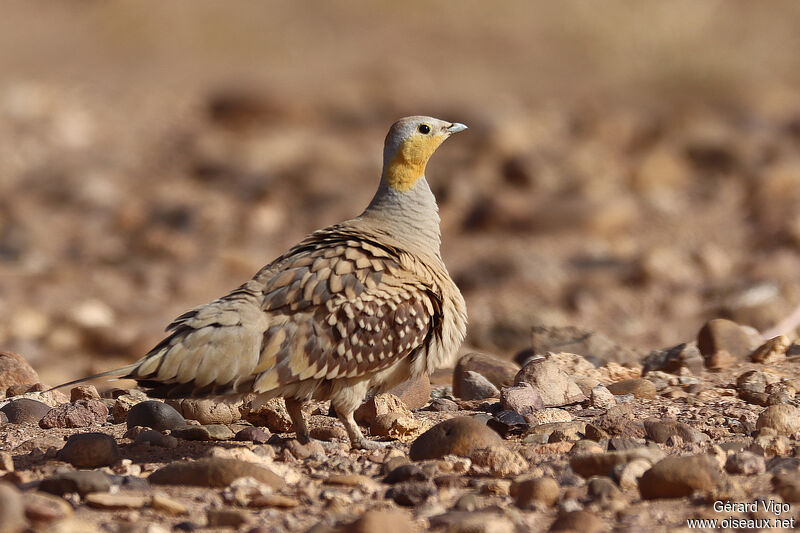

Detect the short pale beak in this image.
[447,123,468,134]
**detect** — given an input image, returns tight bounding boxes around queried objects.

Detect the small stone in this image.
[326,473,373,488]
[524,408,572,426]
[724,451,765,475]
[750,335,790,364]
[757,404,800,435]
[514,358,585,407]
[469,446,526,477]
[737,370,767,393]
[39,471,112,496]
[166,398,241,425]
[354,393,412,425]
[370,412,421,439]
[0,452,13,474]
[240,398,292,432]
[0,482,25,533]
[171,425,212,441]
[85,493,148,510]
[456,371,500,400]
[150,493,187,515]
[134,430,179,448]
[309,425,347,442]
[614,458,651,490]
[388,374,432,410]
[605,379,656,400]
[111,390,149,423]
[148,458,284,488]
[0,351,39,391]
[345,509,416,533]
[58,432,120,468]
[284,438,326,461]
[384,464,428,484]
[234,427,271,443]
[587,476,623,503]
[387,480,437,506]
[0,398,51,424]
[204,424,235,440]
[409,416,503,461]
[642,342,704,375]
[487,410,528,437]
[39,399,108,428]
[500,383,543,415]
[590,385,616,409]
[23,491,73,523]
[773,472,800,502]
[513,477,560,508]
[549,510,607,533]
[453,352,518,398]
[643,419,707,443]
[433,512,514,533]
[127,400,186,432]
[697,318,755,362]
[706,349,734,369]
[426,398,458,412]
[206,509,252,528]
[638,455,721,499]
[570,448,665,478]
[247,494,300,508]
[69,385,100,402]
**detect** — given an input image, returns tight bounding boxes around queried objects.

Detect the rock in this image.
[387,480,437,506]
[127,400,186,432]
[750,335,790,364]
[638,455,721,499]
[513,477,560,508]
[773,472,800,502]
[487,410,528,437]
[284,439,326,460]
[345,509,416,533]
[531,325,639,364]
[134,430,179,448]
[388,374,432,410]
[432,512,514,533]
[234,427,271,443]
[705,349,734,369]
[58,432,120,468]
[69,385,100,402]
[206,509,252,529]
[589,385,616,409]
[643,419,707,443]
[23,491,73,524]
[409,416,503,460]
[614,458,651,490]
[309,425,348,442]
[426,398,458,412]
[588,476,623,504]
[0,452,13,474]
[737,370,767,393]
[354,393,412,425]
[384,464,428,484]
[697,318,755,362]
[171,425,213,441]
[524,408,572,426]
[549,510,607,532]
[514,358,585,407]
[39,471,112,496]
[570,448,665,478]
[757,404,800,435]
[456,371,500,400]
[0,412,6,425]
[85,493,148,510]
[0,482,25,533]
[149,458,284,488]
[151,493,187,515]
[470,445,527,477]
[370,412,421,439]
[453,352,518,398]
[500,383,543,415]
[605,379,656,399]
[111,390,149,423]
[725,451,765,475]
[0,351,39,391]
[166,398,241,425]
[39,399,108,428]
[240,398,292,432]
[0,398,51,424]
[642,342,704,375]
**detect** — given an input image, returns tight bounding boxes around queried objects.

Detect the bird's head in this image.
[382,116,467,192]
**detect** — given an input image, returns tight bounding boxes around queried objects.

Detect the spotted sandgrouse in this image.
[57,116,468,449]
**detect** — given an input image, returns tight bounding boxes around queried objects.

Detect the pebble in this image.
[487,410,528,437]
[638,455,721,499]
[606,379,656,399]
[151,493,187,515]
[85,493,149,510]
[39,399,108,428]
[69,385,100,402]
[750,335,790,364]
[590,385,616,409]
[500,383,543,414]
[354,393,411,424]
[453,352,518,399]
[387,374,432,410]
[570,447,664,478]
[370,412,421,439]
[58,432,120,468]
[642,342,704,375]
[384,463,428,484]
[514,358,585,407]
[435,512,515,533]
[409,416,504,460]
[111,390,149,423]
[166,398,241,425]
[240,398,293,431]
[284,438,326,460]
[513,477,560,508]
[697,318,754,361]
[549,510,607,532]
[23,491,73,523]
[134,429,179,448]
[345,509,417,533]
[387,480,437,506]
[587,476,623,504]
[149,458,284,488]
[426,398,458,412]
[643,419,707,443]
[0,398,51,424]
[457,371,500,400]
[470,445,527,477]
[171,425,214,441]
[724,451,765,475]
[773,472,800,503]
[126,400,186,432]
[0,351,39,391]
[206,509,252,529]
[756,404,800,435]
[234,427,271,443]
[613,458,652,490]
[309,425,347,442]
[39,470,112,495]
[0,482,25,533]
[525,408,572,426]
[737,370,767,393]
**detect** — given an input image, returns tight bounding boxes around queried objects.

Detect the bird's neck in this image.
[359,175,442,255]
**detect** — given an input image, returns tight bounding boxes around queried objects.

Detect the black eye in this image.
[418,124,431,134]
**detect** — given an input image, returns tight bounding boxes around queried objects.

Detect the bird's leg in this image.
[337,408,389,450]
[284,397,310,444]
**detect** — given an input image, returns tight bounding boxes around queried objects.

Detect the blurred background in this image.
[2,1,800,385]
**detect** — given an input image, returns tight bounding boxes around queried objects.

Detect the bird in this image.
[55,116,468,450]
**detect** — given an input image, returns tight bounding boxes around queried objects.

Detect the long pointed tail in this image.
[47,363,140,392]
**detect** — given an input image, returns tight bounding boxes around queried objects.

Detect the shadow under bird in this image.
[55,116,468,449]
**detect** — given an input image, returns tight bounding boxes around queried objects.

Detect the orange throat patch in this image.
[384,134,446,192]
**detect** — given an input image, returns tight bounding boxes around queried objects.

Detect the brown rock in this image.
[643,419,707,443]
[773,472,800,503]
[531,325,639,365]
[247,494,300,508]
[606,379,656,399]
[724,451,765,475]
[85,493,148,510]
[453,352,518,398]
[234,427,271,443]
[149,458,284,488]
[354,393,411,424]
[284,438,326,460]
[387,481,437,506]
[470,445,527,477]
[39,399,108,429]
[570,448,664,478]
[38,471,112,496]
[409,416,503,461]
[0,351,39,391]
[240,398,292,432]
[111,390,149,423]
[500,383,544,415]
[0,452,13,474]
[513,477,560,508]
[206,509,252,528]
[515,358,585,406]
[697,318,755,361]
[309,425,348,442]
[638,455,721,499]
[757,404,800,435]
[549,510,608,532]
[750,335,790,364]
[388,374,432,410]
[150,493,187,515]
[58,432,120,468]
[0,482,26,533]
[456,371,500,400]
[127,400,185,431]
[345,509,417,533]
[642,342,704,375]
[23,491,73,524]
[589,385,616,409]
[0,398,51,424]
[69,385,99,402]
[166,398,241,425]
